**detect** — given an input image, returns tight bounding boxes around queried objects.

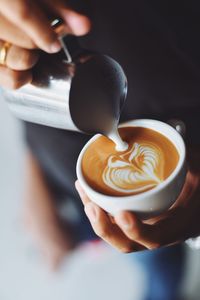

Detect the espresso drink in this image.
[82,127,179,196]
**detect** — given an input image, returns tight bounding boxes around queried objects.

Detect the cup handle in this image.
[167,119,186,139]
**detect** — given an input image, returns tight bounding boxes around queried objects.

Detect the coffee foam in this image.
[103,142,164,194]
[81,127,179,196]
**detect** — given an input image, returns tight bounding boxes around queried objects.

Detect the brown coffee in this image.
[82,127,179,196]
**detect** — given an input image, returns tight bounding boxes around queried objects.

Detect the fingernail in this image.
[118,214,133,229]
[85,203,97,223]
[49,41,62,53]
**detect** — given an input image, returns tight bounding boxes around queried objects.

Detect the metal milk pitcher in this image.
[2,34,127,135]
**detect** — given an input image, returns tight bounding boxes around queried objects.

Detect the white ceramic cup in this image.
[76,119,187,219]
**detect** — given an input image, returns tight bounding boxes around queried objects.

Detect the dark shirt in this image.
[25,0,200,203]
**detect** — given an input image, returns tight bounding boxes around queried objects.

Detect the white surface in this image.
[0,97,200,300]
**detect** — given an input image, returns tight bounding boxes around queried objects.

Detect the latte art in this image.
[81,126,179,196]
[103,143,164,194]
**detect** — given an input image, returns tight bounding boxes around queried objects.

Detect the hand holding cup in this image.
[76,170,200,252]
[75,119,195,252]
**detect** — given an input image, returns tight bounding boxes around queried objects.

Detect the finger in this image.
[115,211,163,249]
[59,9,91,35]
[42,0,91,35]
[115,211,157,249]
[75,181,145,252]
[5,45,39,71]
[115,209,185,249]
[84,202,145,253]
[0,65,32,89]
[75,180,90,206]
[0,0,61,53]
[144,170,199,226]
[0,13,36,49]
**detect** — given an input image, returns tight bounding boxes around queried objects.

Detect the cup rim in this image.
[76,119,186,201]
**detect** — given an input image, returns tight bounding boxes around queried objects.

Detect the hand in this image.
[0,40,40,89]
[75,170,200,253]
[0,0,90,52]
[0,0,91,89]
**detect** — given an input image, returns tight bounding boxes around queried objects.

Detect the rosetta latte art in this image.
[102,143,165,194]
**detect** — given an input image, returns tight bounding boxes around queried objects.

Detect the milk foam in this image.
[102,142,164,194]
[108,130,128,151]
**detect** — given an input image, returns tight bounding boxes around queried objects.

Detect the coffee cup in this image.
[76,119,186,219]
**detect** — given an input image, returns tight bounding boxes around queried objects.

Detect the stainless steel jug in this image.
[2,33,127,136]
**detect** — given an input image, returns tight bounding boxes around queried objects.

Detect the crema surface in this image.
[82,127,179,196]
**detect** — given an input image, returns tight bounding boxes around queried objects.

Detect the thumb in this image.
[61,9,91,35]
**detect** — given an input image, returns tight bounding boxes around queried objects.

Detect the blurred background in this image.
[0,95,200,300]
